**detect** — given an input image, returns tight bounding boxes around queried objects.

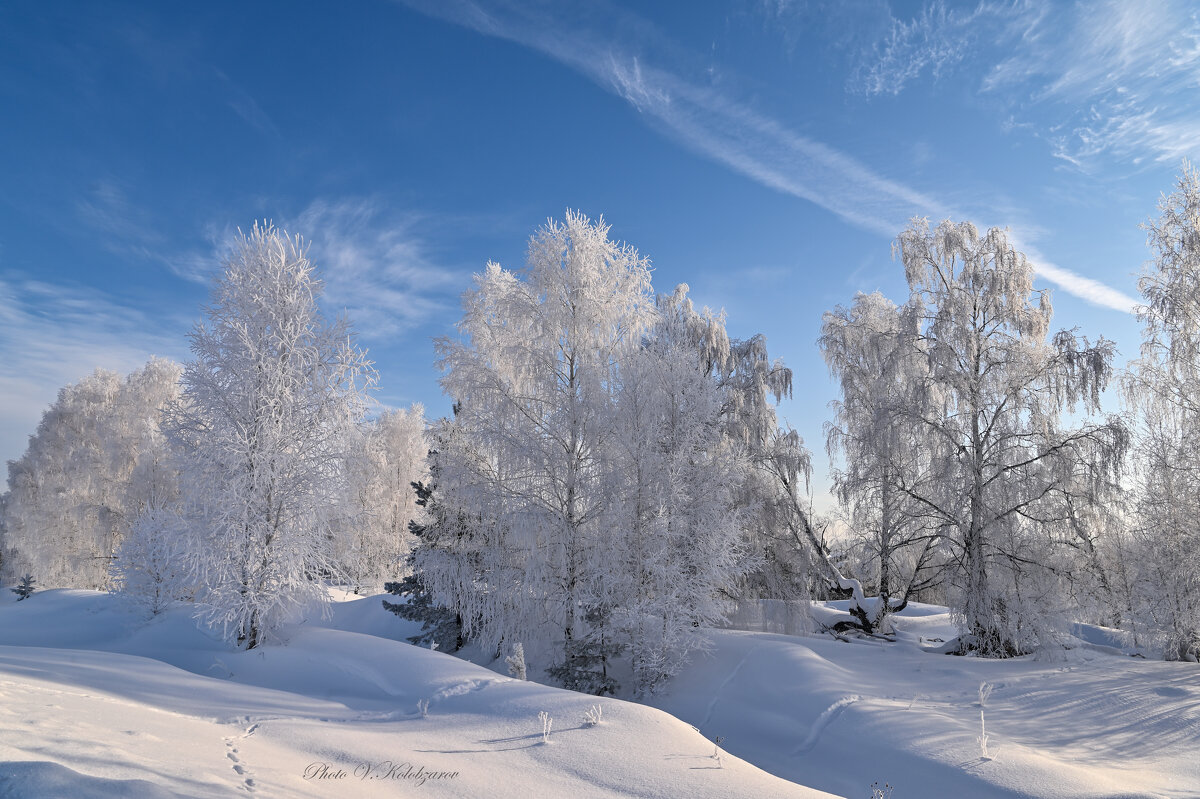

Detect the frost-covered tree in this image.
[337,405,426,593]
[1,358,182,589]
[1124,161,1200,661]
[505,642,527,680]
[892,219,1126,655]
[423,217,802,694]
[610,285,750,693]
[165,222,375,649]
[636,286,814,604]
[429,211,657,682]
[821,291,945,630]
[111,506,193,615]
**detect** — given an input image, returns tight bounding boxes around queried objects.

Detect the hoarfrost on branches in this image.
[164,222,375,649]
[1124,161,1200,662]
[336,406,427,594]
[889,219,1126,656]
[423,213,767,694]
[1,358,182,589]
[821,291,943,630]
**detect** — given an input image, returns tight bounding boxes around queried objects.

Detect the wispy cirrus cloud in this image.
[851,0,1025,96]
[76,179,219,283]
[397,0,945,238]
[290,198,464,338]
[0,276,186,466]
[992,0,1200,167]
[76,181,463,336]
[1008,238,1139,314]
[397,0,1138,313]
[857,0,1200,167]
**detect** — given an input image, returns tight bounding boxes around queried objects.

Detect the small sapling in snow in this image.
[582,704,603,727]
[538,711,553,743]
[978,681,994,707]
[506,642,527,680]
[12,574,36,601]
[977,682,994,759]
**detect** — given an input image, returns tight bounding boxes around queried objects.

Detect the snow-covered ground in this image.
[1,591,1196,798]
[652,602,1200,798]
[0,589,834,798]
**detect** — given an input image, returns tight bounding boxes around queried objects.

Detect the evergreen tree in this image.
[382,478,464,652]
[546,604,624,697]
[11,573,35,601]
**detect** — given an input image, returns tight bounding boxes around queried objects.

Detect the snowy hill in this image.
[650,603,1200,799]
[3,591,1198,798]
[0,590,837,798]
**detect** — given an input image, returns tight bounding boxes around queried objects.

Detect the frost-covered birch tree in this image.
[111,505,193,615]
[1,358,181,589]
[646,286,814,603]
[430,212,657,685]
[336,405,426,593]
[893,219,1125,655]
[610,285,749,693]
[1124,161,1200,661]
[821,291,945,628]
[165,223,375,649]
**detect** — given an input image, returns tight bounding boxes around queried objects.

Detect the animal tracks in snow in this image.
[223,721,260,793]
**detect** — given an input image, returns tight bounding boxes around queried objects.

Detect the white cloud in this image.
[397,0,1137,313]
[76,183,463,341]
[859,0,1200,167]
[289,198,463,338]
[853,0,1021,96]
[0,277,186,467]
[397,0,945,237]
[1012,241,1140,314]
[76,180,218,283]
[993,1,1200,167]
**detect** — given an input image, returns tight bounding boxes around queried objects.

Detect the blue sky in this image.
[2,0,1196,508]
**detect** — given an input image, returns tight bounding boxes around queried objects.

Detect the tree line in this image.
[2,165,1198,693]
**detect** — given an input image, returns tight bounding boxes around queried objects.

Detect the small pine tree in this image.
[12,573,36,600]
[382,480,464,652]
[383,575,463,651]
[547,605,623,696]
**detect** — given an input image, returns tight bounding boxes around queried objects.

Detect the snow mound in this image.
[650,606,1200,799]
[0,590,837,798]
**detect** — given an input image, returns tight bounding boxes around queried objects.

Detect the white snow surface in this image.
[2,591,1198,798]
[651,601,1200,799]
[0,589,835,798]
